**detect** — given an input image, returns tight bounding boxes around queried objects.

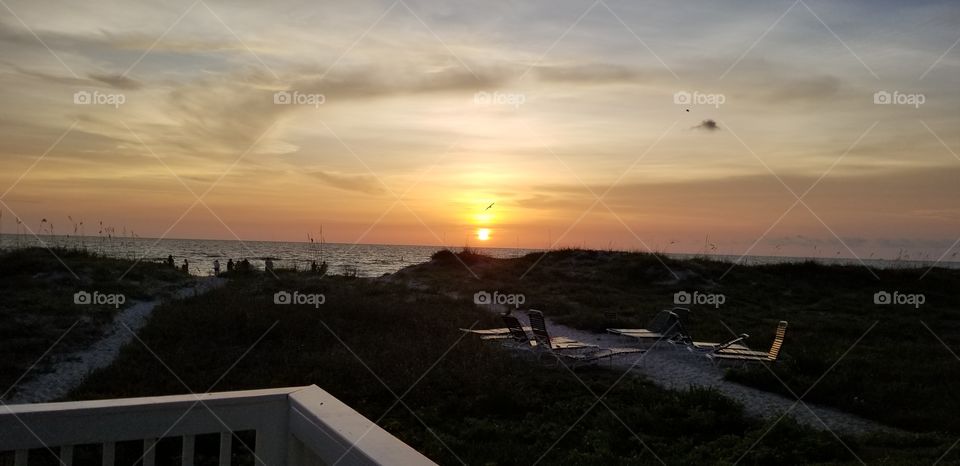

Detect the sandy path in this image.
[7,277,227,404]
[507,309,897,436]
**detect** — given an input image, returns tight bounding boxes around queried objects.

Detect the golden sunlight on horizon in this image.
[476,228,491,241]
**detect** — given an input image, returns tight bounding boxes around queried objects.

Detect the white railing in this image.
[0,385,435,466]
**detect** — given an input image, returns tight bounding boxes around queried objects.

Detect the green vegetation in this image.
[401,248,960,435]
[0,247,190,394]
[67,262,957,464]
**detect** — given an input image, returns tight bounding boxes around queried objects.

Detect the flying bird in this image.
[483,202,495,211]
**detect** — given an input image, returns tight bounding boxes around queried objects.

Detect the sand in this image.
[7,277,226,404]
[504,309,897,436]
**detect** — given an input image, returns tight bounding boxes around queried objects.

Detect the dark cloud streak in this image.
[692,119,719,131]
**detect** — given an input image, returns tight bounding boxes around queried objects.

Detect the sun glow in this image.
[474,212,493,224]
[477,228,491,241]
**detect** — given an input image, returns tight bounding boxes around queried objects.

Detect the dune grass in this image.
[66,267,956,464]
[397,248,960,436]
[0,247,189,395]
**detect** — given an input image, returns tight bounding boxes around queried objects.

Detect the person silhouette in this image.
[227,258,234,272]
[181,259,189,274]
[213,259,221,276]
[167,255,175,267]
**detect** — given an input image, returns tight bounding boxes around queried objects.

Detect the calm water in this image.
[0,234,956,277]
[0,235,540,276]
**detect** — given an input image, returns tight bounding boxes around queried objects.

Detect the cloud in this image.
[532,63,666,85]
[911,209,960,222]
[310,170,385,195]
[692,119,719,131]
[88,73,142,90]
[147,63,504,159]
[287,64,503,100]
[767,235,869,248]
[876,238,959,249]
[6,65,143,90]
[761,75,841,103]
[521,166,960,228]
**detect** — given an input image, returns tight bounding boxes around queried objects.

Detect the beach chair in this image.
[551,346,647,367]
[460,315,532,339]
[526,310,645,367]
[461,314,537,350]
[688,332,751,353]
[606,309,689,345]
[487,314,537,348]
[707,321,788,364]
[527,310,598,350]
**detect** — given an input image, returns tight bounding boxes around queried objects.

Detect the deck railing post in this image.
[286,436,303,466]
[143,438,156,466]
[61,445,74,466]
[102,442,115,466]
[218,432,232,466]
[13,449,26,466]
[182,435,195,466]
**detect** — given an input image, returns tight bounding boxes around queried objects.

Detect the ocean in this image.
[0,234,956,277]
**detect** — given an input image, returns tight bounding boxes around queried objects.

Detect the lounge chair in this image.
[550,348,647,367]
[527,310,598,350]
[707,321,788,364]
[551,347,647,366]
[526,310,645,366]
[688,332,751,353]
[460,315,532,339]
[606,308,689,345]
[461,314,535,348]
[483,314,538,350]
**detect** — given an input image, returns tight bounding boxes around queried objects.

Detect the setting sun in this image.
[476,228,491,241]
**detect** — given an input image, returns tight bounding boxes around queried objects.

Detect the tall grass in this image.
[402,248,960,434]
[0,248,190,397]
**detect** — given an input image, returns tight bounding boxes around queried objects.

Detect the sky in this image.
[0,0,958,260]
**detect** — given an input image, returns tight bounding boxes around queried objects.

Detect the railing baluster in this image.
[61,445,74,466]
[182,435,195,466]
[143,439,156,466]
[256,431,270,466]
[218,433,231,466]
[285,437,302,466]
[13,449,26,466]
[102,442,115,466]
